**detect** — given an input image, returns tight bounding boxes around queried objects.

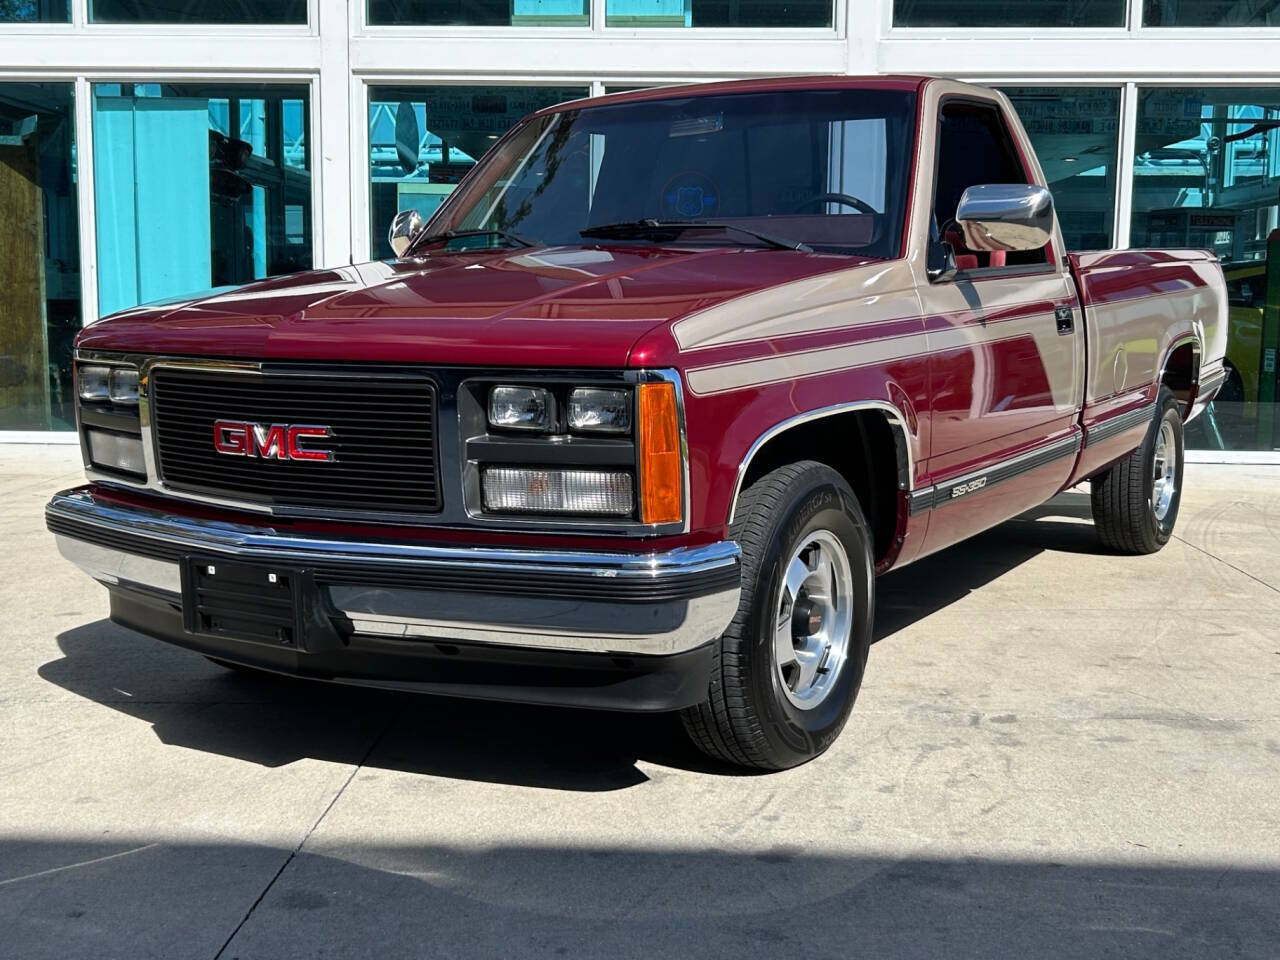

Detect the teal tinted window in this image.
[368,0,588,25]
[0,82,79,431]
[1131,87,1280,452]
[1144,0,1280,26]
[0,0,68,21]
[606,0,831,27]
[90,0,306,22]
[368,85,587,258]
[999,87,1121,250]
[894,0,1124,26]
[92,83,312,318]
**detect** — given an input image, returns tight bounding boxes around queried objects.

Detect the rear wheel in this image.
[681,461,875,770]
[1090,385,1184,554]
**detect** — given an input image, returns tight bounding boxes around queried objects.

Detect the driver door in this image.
[919,96,1084,554]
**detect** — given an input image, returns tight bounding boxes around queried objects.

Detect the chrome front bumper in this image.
[46,488,741,658]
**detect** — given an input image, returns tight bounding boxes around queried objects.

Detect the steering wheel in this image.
[792,192,877,215]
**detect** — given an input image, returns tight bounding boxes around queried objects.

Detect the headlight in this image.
[108,367,140,404]
[482,467,633,516]
[77,359,147,482]
[489,386,552,431]
[568,387,631,434]
[78,365,111,401]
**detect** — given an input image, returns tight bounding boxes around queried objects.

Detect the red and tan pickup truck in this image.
[47,76,1227,769]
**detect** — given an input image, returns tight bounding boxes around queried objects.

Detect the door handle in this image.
[1055,305,1075,335]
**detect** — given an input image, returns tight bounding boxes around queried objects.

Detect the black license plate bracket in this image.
[182,557,305,648]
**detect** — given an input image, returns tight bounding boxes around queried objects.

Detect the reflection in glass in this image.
[427,88,917,260]
[89,0,306,23]
[893,0,1123,26]
[1144,0,1280,26]
[368,85,587,259]
[0,82,79,431]
[1131,87,1280,451]
[999,87,1120,250]
[605,0,831,27]
[0,0,68,20]
[368,0,587,25]
[91,83,312,318]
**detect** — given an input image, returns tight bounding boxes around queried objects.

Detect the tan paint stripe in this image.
[686,310,1056,396]
[672,259,919,351]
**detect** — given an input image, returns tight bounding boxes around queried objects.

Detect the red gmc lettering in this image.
[212,420,333,462]
[212,419,249,456]
[286,426,335,462]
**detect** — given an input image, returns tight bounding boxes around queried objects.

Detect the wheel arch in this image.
[728,401,913,568]
[1159,335,1201,420]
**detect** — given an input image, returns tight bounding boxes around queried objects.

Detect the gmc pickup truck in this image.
[47,76,1227,769]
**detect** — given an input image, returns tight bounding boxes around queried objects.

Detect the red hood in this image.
[77,246,869,368]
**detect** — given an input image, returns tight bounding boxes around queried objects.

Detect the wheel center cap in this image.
[793,596,824,636]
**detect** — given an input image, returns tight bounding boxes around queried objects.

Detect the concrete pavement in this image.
[2,445,1278,959]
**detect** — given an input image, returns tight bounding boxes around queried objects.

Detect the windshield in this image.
[424,88,918,260]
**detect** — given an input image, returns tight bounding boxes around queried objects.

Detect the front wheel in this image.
[680,461,875,770]
[1090,385,1184,554]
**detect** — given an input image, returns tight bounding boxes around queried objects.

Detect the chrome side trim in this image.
[908,433,1081,514]
[1084,401,1157,448]
[728,400,914,526]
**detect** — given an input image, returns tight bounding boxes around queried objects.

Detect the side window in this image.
[934,100,1048,269]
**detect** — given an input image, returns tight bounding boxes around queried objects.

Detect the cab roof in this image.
[534,74,934,116]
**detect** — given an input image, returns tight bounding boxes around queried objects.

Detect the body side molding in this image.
[908,433,1083,515]
[1084,401,1158,448]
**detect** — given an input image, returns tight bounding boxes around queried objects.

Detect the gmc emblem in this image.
[213,420,335,462]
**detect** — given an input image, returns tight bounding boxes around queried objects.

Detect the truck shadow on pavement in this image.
[875,489,1103,642]
[40,491,1108,791]
[3,836,1276,960]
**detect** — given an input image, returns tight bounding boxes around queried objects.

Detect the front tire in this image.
[681,461,875,770]
[1090,385,1184,554]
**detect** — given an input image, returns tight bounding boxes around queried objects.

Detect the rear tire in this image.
[1090,386,1184,554]
[681,461,875,770]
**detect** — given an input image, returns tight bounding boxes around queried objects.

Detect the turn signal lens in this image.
[638,381,683,525]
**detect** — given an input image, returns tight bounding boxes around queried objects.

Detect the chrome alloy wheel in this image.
[1152,419,1178,521]
[773,529,854,710]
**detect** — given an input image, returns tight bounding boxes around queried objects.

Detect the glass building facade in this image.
[0,0,1277,454]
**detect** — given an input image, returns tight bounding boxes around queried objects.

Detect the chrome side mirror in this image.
[388,209,424,258]
[955,184,1054,253]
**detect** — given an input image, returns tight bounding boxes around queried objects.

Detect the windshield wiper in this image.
[580,219,811,252]
[409,228,535,254]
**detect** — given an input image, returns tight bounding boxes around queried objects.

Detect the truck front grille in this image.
[150,367,441,516]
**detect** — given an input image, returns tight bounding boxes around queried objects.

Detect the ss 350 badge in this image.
[951,477,988,499]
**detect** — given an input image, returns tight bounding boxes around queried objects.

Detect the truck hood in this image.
[76,245,869,368]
